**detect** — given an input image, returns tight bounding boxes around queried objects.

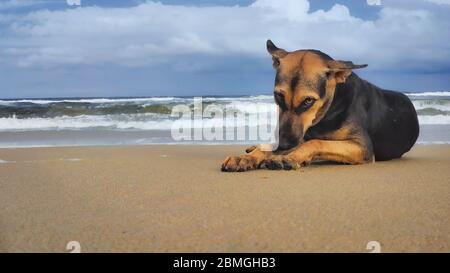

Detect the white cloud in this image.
[426,0,450,4]
[0,0,449,72]
[0,0,45,10]
[367,0,382,6]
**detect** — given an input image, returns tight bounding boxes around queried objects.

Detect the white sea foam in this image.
[0,159,9,163]
[0,96,274,108]
[417,115,450,125]
[412,100,450,112]
[406,91,450,97]
[218,102,276,114]
[0,97,179,105]
[0,112,278,131]
[0,93,449,131]
[202,95,273,102]
[0,114,171,131]
[0,92,448,105]
[0,112,446,132]
[417,141,450,144]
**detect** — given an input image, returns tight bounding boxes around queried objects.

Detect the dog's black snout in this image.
[277,119,302,151]
[277,132,299,151]
[277,140,298,151]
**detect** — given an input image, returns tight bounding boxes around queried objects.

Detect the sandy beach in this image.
[0,145,449,252]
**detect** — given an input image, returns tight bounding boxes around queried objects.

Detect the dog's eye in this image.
[325,71,332,78]
[274,92,287,110]
[295,97,316,114]
[302,97,315,106]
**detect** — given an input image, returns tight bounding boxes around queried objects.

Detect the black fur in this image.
[274,91,287,111]
[317,76,327,98]
[305,73,419,161]
[306,49,333,61]
[290,75,300,93]
[274,73,281,86]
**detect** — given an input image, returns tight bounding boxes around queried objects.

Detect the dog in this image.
[221,40,419,172]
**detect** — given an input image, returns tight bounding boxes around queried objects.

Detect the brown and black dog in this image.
[221,40,419,172]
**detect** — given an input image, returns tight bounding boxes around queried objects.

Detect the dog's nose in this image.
[277,139,299,151]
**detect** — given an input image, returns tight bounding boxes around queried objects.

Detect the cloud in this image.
[426,0,450,4]
[0,0,45,10]
[0,0,449,74]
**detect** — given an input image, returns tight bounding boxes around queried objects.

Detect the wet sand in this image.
[0,145,449,252]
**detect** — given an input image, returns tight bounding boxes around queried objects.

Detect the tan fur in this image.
[321,124,352,140]
[221,146,271,172]
[298,99,324,134]
[221,42,369,171]
[288,139,367,165]
[276,51,339,134]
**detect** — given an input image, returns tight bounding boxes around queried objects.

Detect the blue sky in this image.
[0,0,449,98]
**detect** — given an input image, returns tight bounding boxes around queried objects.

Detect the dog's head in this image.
[267,40,367,151]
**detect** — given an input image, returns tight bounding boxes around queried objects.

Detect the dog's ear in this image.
[327,60,368,83]
[267,40,288,67]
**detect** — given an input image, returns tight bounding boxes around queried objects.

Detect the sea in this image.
[0,92,449,148]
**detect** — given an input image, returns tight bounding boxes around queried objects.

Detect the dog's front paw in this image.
[261,156,301,171]
[221,155,260,172]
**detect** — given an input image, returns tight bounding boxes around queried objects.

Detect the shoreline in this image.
[0,124,450,149]
[1,145,449,252]
[0,142,449,150]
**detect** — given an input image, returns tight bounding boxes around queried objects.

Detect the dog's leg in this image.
[262,139,371,170]
[221,145,273,172]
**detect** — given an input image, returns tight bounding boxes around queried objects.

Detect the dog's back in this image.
[365,85,419,160]
[310,73,420,161]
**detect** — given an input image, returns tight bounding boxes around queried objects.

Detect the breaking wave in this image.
[0,92,449,131]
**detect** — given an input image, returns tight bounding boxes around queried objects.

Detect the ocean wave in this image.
[0,115,171,131]
[406,91,450,97]
[0,113,278,131]
[0,97,179,105]
[413,100,450,116]
[0,94,449,131]
[0,112,446,132]
[417,115,450,125]
[0,96,273,106]
[0,103,174,118]
[0,99,276,118]
[413,100,450,110]
[201,95,273,102]
[417,141,450,144]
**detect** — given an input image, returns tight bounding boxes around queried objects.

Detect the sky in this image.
[0,0,449,98]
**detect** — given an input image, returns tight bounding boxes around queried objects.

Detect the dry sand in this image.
[0,145,449,252]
